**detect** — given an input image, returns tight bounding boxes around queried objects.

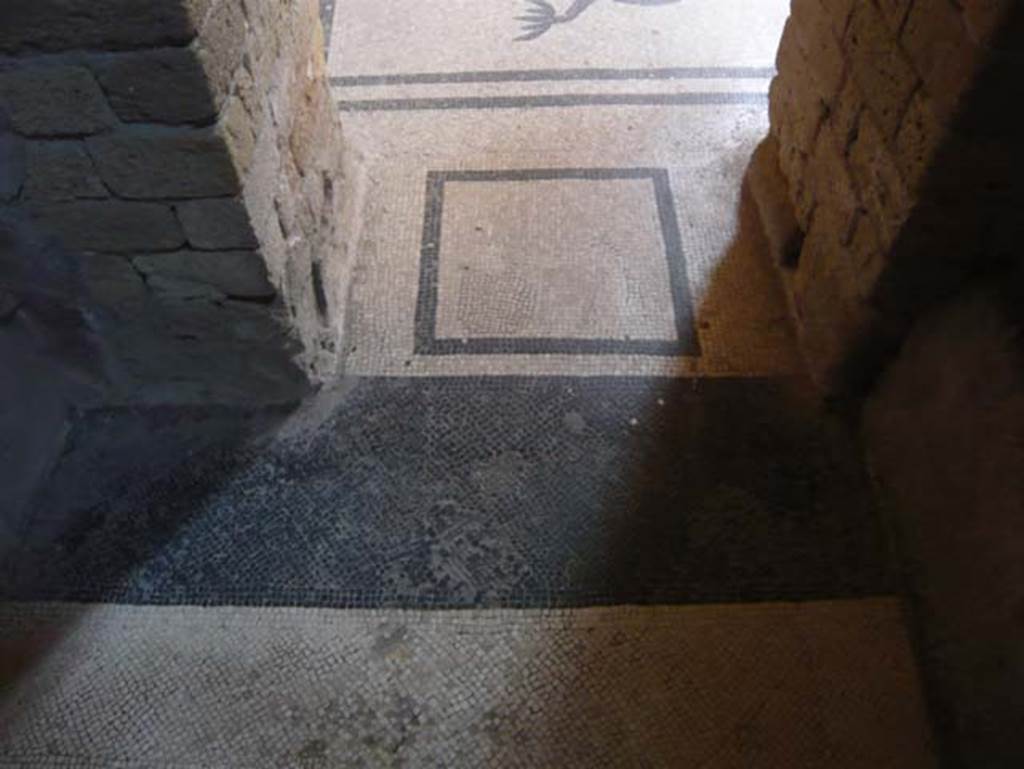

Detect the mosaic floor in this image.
[1,1,938,766]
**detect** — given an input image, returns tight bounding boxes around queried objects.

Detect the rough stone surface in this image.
[133,250,275,300]
[0,116,25,202]
[87,130,239,199]
[176,197,258,250]
[844,0,918,140]
[962,0,1017,46]
[219,96,257,175]
[865,277,1024,769]
[92,48,217,125]
[902,0,979,122]
[0,0,346,408]
[214,0,348,379]
[0,0,335,418]
[98,304,307,405]
[0,289,19,320]
[761,0,1022,395]
[747,137,803,268]
[847,114,911,247]
[0,0,197,54]
[23,142,107,202]
[24,201,185,254]
[0,214,112,524]
[145,275,229,301]
[78,253,149,315]
[0,345,73,530]
[0,66,115,137]
[194,0,248,105]
[895,89,946,188]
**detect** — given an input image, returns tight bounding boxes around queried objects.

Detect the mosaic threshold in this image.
[5,376,889,609]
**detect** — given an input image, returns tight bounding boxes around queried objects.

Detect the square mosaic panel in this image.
[415,168,698,356]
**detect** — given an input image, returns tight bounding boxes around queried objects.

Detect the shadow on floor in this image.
[1,175,906,767]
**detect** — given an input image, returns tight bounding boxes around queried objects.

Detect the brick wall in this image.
[0,0,347,404]
[752,0,1020,395]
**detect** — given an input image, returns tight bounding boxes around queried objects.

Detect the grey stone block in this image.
[25,201,186,254]
[78,253,149,316]
[0,289,19,321]
[195,0,248,105]
[146,274,227,301]
[176,197,258,250]
[24,141,108,202]
[0,0,196,54]
[219,96,256,176]
[0,210,80,302]
[0,66,115,138]
[156,296,292,346]
[132,250,275,300]
[93,48,217,125]
[0,340,73,527]
[87,130,239,199]
[746,136,804,268]
[0,116,26,202]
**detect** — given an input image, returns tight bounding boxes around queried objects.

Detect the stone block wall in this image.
[755,0,1022,395]
[199,0,349,380]
[0,0,347,406]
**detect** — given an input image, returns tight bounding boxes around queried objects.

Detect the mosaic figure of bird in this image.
[516,0,681,41]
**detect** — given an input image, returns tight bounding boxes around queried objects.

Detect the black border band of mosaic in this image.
[6,376,892,610]
[413,167,701,357]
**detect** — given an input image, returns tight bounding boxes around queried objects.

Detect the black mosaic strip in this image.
[337,92,768,111]
[330,66,775,87]
[414,168,700,357]
[5,377,892,609]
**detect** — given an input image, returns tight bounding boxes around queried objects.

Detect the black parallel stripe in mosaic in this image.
[413,171,445,355]
[338,92,768,111]
[437,167,663,182]
[651,168,700,351]
[421,338,693,356]
[5,377,892,609]
[330,66,776,87]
